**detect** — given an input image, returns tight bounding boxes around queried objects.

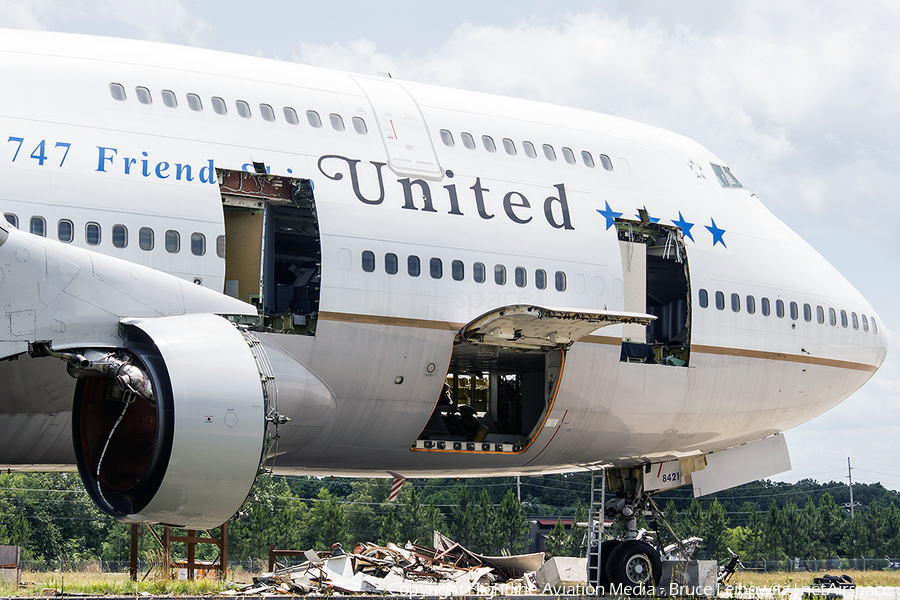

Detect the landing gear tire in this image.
[606,540,662,591]
[597,539,621,592]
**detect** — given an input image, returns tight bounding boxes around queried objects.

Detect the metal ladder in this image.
[586,468,606,591]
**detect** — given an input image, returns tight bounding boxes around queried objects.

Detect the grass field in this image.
[730,569,900,588]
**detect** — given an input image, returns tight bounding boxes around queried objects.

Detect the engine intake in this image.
[72,314,268,528]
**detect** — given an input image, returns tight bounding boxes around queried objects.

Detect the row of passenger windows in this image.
[109,83,616,173]
[4,213,224,258]
[699,289,877,333]
[439,129,614,171]
[109,83,369,134]
[361,250,568,291]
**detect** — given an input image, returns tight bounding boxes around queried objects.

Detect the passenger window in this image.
[473,262,485,283]
[352,116,367,134]
[259,104,275,122]
[790,302,799,320]
[385,253,398,275]
[746,295,756,314]
[817,306,825,324]
[731,293,740,313]
[4,213,18,228]
[862,314,869,332]
[216,235,225,258]
[307,110,322,128]
[190,232,205,256]
[599,154,614,171]
[283,107,299,124]
[236,100,252,118]
[109,83,126,101]
[840,310,848,328]
[57,220,73,243]
[494,264,506,285]
[112,225,128,248]
[803,303,812,322]
[761,297,771,316]
[187,93,203,111]
[461,132,476,149]
[829,307,837,326]
[502,138,516,155]
[165,230,180,253]
[852,312,859,330]
[482,136,497,152]
[776,299,785,318]
[715,291,725,310]
[562,147,576,165]
[139,227,154,251]
[30,216,46,237]
[407,255,420,277]
[161,90,177,108]
[440,129,454,146]
[452,260,464,281]
[542,144,557,161]
[86,222,101,246]
[362,250,375,272]
[515,267,527,288]
[535,269,547,290]
[135,86,152,104]
[211,96,227,115]
[523,141,537,158]
[699,289,708,308]
[330,113,345,131]
[581,151,595,168]
[430,257,443,279]
[555,271,567,292]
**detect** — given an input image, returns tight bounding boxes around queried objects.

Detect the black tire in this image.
[597,540,621,593]
[606,540,662,591]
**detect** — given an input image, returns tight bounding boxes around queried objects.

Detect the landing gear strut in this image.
[588,467,663,592]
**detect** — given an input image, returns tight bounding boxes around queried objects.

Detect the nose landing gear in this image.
[587,468,664,593]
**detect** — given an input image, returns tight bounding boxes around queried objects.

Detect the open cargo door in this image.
[413,305,655,454]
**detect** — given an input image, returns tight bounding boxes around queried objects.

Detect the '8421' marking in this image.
[7,137,71,167]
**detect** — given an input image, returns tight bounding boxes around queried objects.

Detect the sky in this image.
[1,0,898,494]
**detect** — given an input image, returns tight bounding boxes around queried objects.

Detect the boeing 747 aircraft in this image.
[0,29,886,588]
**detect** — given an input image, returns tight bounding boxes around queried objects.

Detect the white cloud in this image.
[95,0,210,44]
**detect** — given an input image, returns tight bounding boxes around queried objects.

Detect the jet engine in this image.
[50,313,334,529]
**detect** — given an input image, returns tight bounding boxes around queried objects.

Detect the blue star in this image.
[705,218,727,248]
[671,211,695,242]
[635,206,660,223]
[596,201,622,230]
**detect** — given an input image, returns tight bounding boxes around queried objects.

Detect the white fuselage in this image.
[0,30,886,478]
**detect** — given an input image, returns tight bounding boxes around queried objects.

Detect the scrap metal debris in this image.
[231,532,544,596]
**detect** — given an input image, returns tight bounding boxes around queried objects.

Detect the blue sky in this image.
[2,0,899,492]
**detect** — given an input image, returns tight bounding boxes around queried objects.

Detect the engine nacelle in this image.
[73,314,268,528]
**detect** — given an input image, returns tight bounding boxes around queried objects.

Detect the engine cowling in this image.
[73,314,268,528]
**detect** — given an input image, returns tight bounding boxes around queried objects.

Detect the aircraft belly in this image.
[266,326,872,476]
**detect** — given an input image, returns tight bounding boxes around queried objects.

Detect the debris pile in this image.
[230,532,544,596]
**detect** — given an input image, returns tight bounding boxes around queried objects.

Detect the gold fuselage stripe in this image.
[317,311,878,373]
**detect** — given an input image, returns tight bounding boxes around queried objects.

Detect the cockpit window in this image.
[711,164,743,188]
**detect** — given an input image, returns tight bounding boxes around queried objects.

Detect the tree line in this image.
[1,471,899,565]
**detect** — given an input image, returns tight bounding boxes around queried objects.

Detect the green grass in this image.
[6,570,236,596]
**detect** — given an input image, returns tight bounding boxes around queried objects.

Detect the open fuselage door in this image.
[413,305,654,454]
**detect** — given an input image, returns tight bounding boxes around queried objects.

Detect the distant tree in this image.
[545,518,570,558]
[495,489,531,554]
[703,499,730,561]
[472,489,499,554]
[308,487,348,549]
[450,486,476,548]
[816,493,844,558]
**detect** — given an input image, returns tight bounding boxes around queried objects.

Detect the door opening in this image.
[219,169,321,335]
[616,212,691,366]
